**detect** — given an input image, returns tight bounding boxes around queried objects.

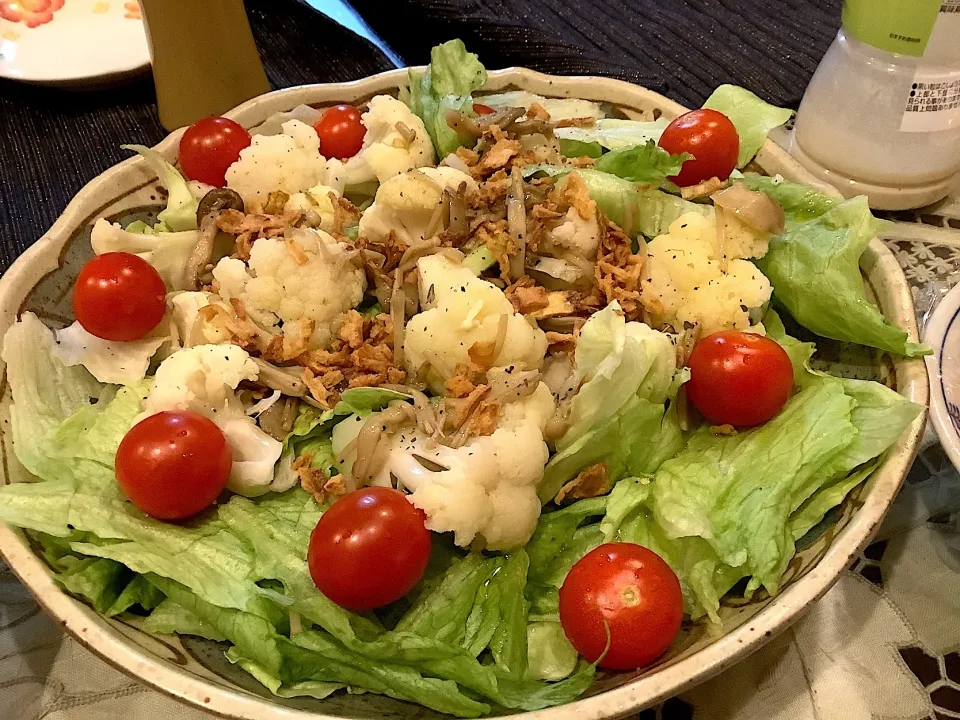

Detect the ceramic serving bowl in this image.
[0,68,929,720]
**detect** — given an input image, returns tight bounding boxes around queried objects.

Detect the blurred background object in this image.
[139,0,270,130]
[793,0,960,210]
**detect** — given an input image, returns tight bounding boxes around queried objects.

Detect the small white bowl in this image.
[923,284,960,471]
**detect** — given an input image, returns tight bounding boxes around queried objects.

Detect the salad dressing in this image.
[139,0,270,131]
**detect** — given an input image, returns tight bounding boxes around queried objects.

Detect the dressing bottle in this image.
[792,0,960,210]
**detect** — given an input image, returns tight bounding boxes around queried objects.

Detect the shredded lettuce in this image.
[554,117,670,151]
[739,175,837,222]
[571,168,710,238]
[757,196,930,356]
[122,144,198,232]
[702,85,793,167]
[593,140,690,188]
[407,40,488,158]
[558,138,603,159]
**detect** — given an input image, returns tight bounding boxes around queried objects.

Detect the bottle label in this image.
[843,0,941,56]
[901,70,960,132]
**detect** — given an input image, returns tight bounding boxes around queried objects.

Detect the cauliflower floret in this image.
[167,291,237,349]
[225,120,345,211]
[642,212,772,335]
[143,345,284,496]
[351,383,555,550]
[358,167,478,246]
[722,212,772,260]
[404,255,548,392]
[545,206,601,259]
[54,321,167,385]
[212,228,366,350]
[343,95,436,186]
[90,219,199,292]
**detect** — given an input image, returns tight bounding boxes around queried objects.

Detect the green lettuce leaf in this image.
[702,85,793,167]
[140,597,228,641]
[756,196,930,356]
[558,301,676,451]
[407,40,488,158]
[488,551,530,680]
[653,380,858,595]
[593,140,690,188]
[558,138,603,159]
[739,175,836,222]
[571,169,710,238]
[554,118,669,151]
[123,144,198,232]
[1,313,109,480]
[525,621,578,681]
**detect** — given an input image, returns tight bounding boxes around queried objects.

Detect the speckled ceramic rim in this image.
[0,67,929,720]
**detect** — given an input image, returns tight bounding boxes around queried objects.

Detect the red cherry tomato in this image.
[687,331,794,428]
[559,543,683,670]
[473,103,495,115]
[179,117,252,187]
[313,104,366,160]
[73,252,167,342]
[115,411,232,520]
[658,108,739,187]
[308,487,431,611]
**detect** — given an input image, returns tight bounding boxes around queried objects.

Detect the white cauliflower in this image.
[642,212,772,335]
[358,167,478,247]
[167,291,231,348]
[544,207,601,260]
[224,120,345,211]
[90,219,199,292]
[334,383,556,550]
[720,211,772,260]
[212,228,366,350]
[143,344,284,497]
[54,321,168,385]
[404,255,548,392]
[343,95,436,186]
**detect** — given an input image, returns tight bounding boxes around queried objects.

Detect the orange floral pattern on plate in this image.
[0,0,66,28]
[123,1,139,19]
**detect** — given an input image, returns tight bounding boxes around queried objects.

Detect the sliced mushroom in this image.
[711,182,786,235]
[186,188,245,290]
[252,357,308,398]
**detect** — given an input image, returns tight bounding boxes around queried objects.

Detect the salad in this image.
[0,40,926,717]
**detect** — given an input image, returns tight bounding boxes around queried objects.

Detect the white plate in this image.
[0,0,149,86]
[923,283,960,471]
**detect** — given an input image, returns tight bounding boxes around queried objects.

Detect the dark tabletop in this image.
[0,0,841,274]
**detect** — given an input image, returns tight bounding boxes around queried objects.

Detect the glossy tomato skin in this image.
[73,252,167,341]
[115,411,232,520]
[472,103,495,115]
[313,104,366,160]
[308,487,431,611]
[687,331,794,428]
[658,108,739,187]
[559,543,683,670]
[179,117,252,187]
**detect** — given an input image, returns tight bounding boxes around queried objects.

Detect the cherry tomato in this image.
[179,117,252,187]
[73,252,167,342]
[658,108,739,187]
[308,487,431,611]
[687,331,794,428]
[115,411,232,520]
[313,104,366,160]
[473,103,495,115]
[559,543,683,670]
